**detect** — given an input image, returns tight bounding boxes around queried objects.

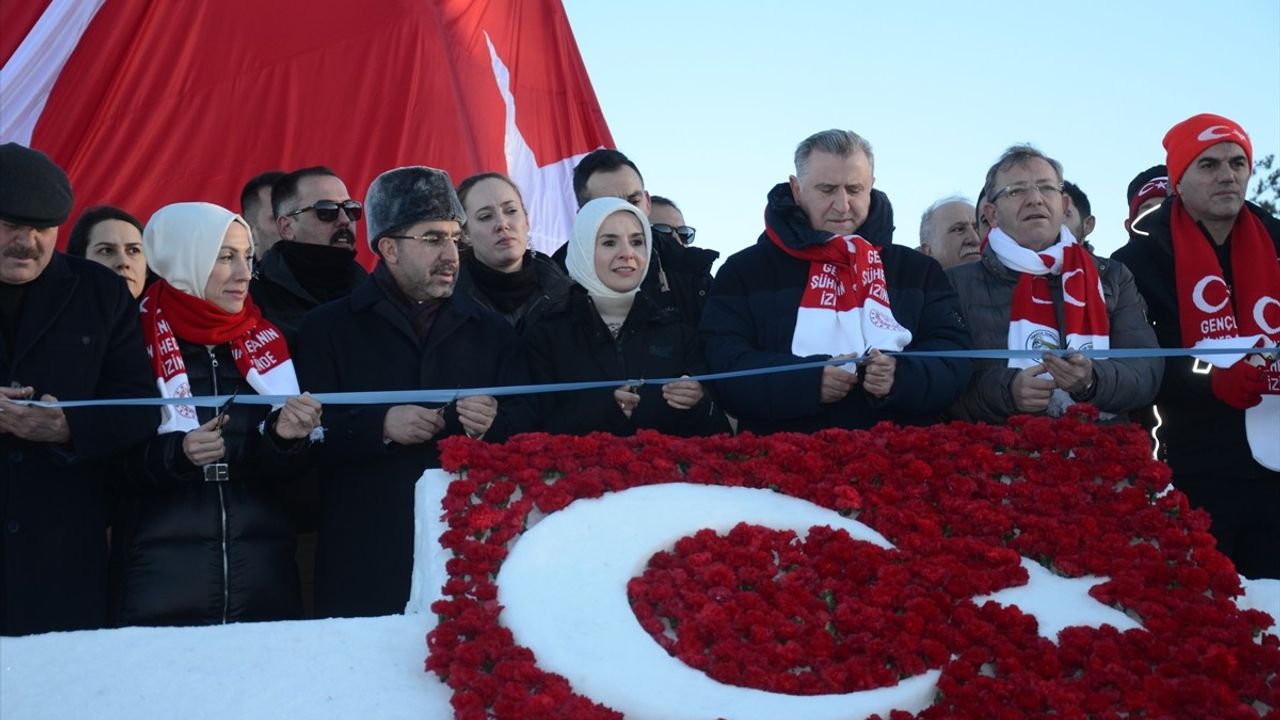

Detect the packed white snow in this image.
[1,470,1275,720]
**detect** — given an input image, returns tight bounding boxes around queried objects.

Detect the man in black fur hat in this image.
[295,165,533,618]
[0,143,155,635]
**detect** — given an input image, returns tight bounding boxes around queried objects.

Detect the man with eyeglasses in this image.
[295,165,533,618]
[947,144,1161,425]
[565,149,718,326]
[650,196,696,247]
[1112,114,1280,580]
[700,129,972,433]
[249,166,368,346]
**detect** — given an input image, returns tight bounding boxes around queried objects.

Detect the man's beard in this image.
[409,260,458,300]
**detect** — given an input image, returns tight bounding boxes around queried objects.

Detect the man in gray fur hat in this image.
[295,165,534,618]
[1,143,156,635]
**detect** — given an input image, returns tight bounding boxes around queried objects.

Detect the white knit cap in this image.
[566,197,652,299]
[144,202,251,298]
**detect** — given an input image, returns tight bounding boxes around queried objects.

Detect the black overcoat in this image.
[295,276,534,618]
[0,254,155,636]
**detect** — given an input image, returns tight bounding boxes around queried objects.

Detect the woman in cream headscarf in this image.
[522,197,726,436]
[111,202,322,627]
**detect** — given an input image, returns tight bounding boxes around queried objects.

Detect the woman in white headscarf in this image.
[111,202,322,627]
[523,197,727,436]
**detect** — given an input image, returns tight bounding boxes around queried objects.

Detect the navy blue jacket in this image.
[699,184,971,434]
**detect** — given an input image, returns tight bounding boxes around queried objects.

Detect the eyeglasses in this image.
[385,232,465,249]
[285,200,363,222]
[651,223,696,244]
[990,182,1063,204]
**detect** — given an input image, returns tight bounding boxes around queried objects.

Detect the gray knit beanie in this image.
[365,165,466,253]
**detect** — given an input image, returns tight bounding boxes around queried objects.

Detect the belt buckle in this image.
[203,463,229,483]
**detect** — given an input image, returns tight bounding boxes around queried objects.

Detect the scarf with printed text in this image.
[140,280,301,434]
[989,226,1110,418]
[767,228,911,364]
[1170,197,1280,470]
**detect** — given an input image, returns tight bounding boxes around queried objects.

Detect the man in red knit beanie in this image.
[1113,114,1280,580]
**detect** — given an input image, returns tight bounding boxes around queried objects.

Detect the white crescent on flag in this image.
[0,0,612,267]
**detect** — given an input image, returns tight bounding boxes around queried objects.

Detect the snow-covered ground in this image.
[0,614,453,719]
[2,472,1276,720]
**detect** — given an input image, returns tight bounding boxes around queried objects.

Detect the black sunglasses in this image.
[652,223,696,244]
[286,200,363,223]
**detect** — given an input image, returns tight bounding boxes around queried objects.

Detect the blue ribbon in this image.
[11,345,1275,409]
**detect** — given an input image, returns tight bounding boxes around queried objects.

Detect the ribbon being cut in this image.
[988,225,1111,418]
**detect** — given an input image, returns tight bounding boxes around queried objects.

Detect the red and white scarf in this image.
[988,226,1110,417]
[139,280,301,434]
[1171,198,1280,470]
[768,229,911,365]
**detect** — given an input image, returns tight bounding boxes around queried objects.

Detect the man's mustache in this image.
[2,246,41,260]
[330,228,356,247]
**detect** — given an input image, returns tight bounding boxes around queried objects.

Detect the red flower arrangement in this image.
[427,409,1279,719]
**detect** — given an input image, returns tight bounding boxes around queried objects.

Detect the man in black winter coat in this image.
[250,166,367,347]
[0,143,156,635]
[296,165,534,618]
[700,129,971,434]
[1112,114,1280,580]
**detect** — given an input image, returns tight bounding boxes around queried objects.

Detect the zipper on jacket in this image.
[209,349,231,624]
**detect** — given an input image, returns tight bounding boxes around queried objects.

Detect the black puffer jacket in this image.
[523,287,729,436]
[1111,199,1280,479]
[110,338,307,627]
[700,184,971,434]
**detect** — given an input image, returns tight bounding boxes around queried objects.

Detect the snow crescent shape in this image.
[496,483,941,720]
[1192,275,1230,314]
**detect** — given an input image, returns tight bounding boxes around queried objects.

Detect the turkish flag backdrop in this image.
[1,0,613,267]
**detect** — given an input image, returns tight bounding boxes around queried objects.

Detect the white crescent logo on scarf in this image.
[1197,125,1245,142]
[1192,275,1230,314]
[1254,296,1280,335]
[1061,269,1087,308]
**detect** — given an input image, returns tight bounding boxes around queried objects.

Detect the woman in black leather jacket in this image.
[110,202,323,626]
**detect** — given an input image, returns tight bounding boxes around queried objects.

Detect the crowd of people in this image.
[1,112,1276,637]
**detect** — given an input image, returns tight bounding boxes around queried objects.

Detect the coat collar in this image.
[349,268,487,349]
[4,252,79,369]
[761,182,896,252]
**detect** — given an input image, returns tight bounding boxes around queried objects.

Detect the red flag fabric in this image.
[1,0,612,268]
